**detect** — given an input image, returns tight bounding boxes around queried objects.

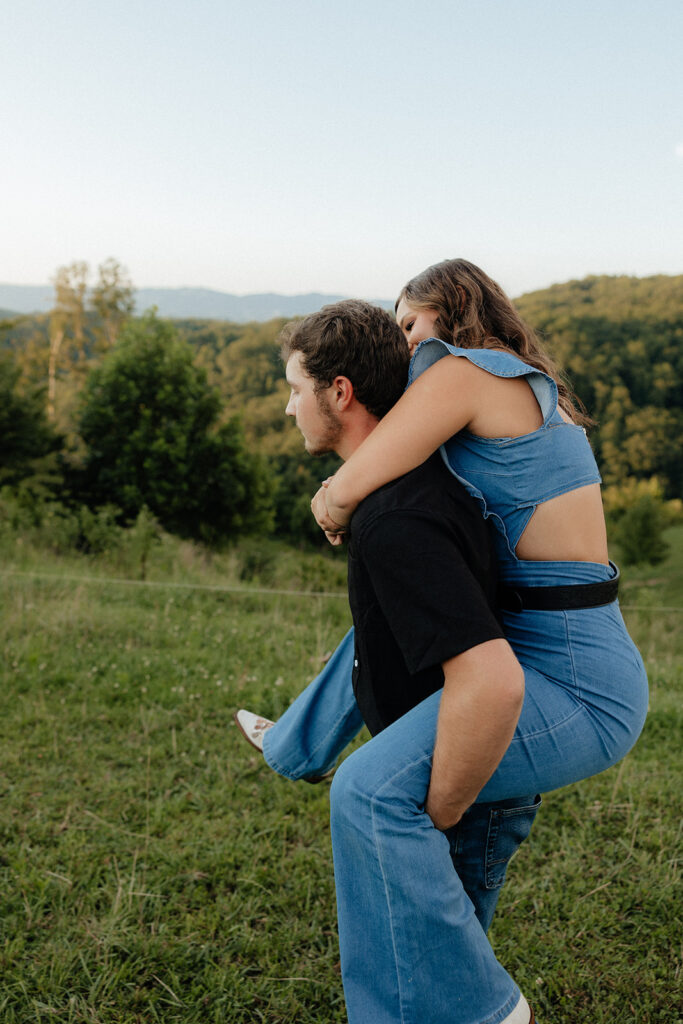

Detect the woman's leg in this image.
[479,602,649,801]
[262,628,365,780]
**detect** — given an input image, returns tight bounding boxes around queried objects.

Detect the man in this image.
[237,301,537,1024]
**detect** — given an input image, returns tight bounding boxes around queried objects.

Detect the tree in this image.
[0,351,60,489]
[620,407,683,497]
[610,495,670,566]
[90,258,135,350]
[76,312,272,542]
[515,275,683,498]
[48,261,89,422]
[269,452,341,546]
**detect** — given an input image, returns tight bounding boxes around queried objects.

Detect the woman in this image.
[236,259,648,1023]
[240,257,647,788]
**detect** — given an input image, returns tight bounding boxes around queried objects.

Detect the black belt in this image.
[498,563,619,613]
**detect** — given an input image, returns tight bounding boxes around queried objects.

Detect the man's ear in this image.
[331,375,355,411]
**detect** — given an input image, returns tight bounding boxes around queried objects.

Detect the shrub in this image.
[610,495,670,566]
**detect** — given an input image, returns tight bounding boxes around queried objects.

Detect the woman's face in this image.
[395,298,439,356]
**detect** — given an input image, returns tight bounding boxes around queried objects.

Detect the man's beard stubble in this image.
[305,390,343,458]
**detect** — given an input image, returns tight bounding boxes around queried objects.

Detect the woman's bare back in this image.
[470,369,609,565]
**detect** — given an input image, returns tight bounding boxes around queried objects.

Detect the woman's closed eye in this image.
[400,320,415,343]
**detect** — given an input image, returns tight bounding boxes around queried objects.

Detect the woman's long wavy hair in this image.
[396,258,591,425]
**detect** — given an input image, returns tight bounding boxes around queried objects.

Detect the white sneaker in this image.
[501,995,533,1024]
[234,709,275,753]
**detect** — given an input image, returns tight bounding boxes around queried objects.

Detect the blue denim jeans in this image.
[329,592,646,1023]
[329,698,529,1024]
[263,629,362,782]
[445,795,541,933]
[263,575,648,1023]
[263,628,540,933]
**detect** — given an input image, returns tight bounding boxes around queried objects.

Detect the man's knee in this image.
[330,745,406,834]
[329,751,382,859]
[332,742,434,837]
[330,750,369,825]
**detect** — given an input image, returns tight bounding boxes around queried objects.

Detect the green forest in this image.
[1,260,681,559]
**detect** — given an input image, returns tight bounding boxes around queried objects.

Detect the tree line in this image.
[515,274,683,497]
[1,261,681,561]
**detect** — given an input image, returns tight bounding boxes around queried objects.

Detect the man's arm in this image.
[426,638,525,831]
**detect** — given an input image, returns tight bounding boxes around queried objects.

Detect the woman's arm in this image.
[319,355,484,529]
[426,638,525,830]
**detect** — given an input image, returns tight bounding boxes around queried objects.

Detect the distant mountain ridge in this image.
[0,283,394,321]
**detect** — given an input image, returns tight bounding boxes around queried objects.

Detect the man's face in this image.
[285,352,342,456]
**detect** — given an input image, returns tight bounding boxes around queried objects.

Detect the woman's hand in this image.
[311,481,349,547]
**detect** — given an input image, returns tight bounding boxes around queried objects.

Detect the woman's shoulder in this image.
[410,338,541,378]
[408,339,559,425]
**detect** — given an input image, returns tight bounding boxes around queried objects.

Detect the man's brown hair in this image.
[279,300,409,420]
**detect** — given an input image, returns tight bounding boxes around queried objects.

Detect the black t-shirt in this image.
[347,452,505,736]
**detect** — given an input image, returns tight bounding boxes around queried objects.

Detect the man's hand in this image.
[425,792,466,832]
[311,481,349,546]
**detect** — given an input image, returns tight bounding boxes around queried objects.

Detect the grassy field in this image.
[1,526,681,1023]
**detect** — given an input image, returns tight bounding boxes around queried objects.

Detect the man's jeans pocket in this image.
[444,794,541,933]
[484,794,542,888]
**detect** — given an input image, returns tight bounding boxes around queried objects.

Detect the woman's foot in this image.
[234,709,274,752]
[233,708,334,784]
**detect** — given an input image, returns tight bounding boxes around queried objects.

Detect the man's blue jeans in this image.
[263,593,647,1022]
[262,628,539,931]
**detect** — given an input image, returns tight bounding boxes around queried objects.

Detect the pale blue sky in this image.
[2,0,681,299]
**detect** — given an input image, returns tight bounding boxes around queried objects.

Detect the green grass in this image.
[0,527,681,1023]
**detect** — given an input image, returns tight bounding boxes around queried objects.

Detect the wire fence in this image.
[0,568,348,600]
[2,568,681,611]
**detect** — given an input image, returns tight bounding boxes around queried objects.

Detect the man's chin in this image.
[305,442,333,458]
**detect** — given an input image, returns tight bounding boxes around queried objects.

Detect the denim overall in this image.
[262,342,649,1024]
